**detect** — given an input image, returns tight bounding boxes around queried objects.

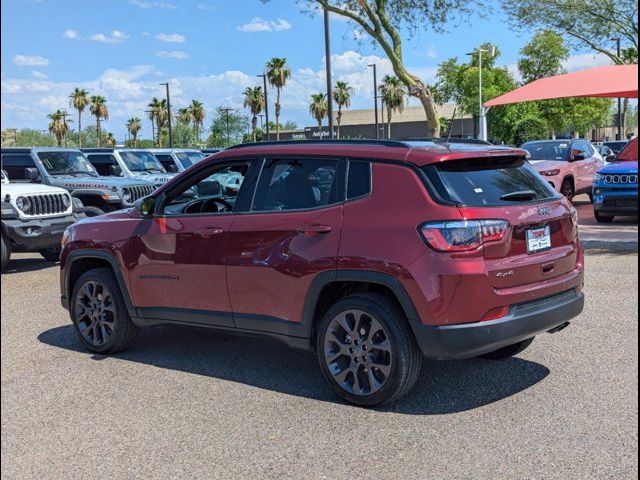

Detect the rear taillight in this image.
[419,220,510,252]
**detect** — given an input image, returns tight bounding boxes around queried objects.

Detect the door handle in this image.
[297,224,333,236]
[195,227,224,238]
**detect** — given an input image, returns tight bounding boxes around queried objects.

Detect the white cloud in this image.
[32,70,48,79]
[62,29,78,40]
[13,55,49,66]
[565,52,612,72]
[238,17,292,33]
[197,3,215,11]
[155,50,189,60]
[128,0,176,9]
[155,33,186,43]
[89,30,130,44]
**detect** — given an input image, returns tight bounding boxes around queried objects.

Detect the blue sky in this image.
[1,0,610,139]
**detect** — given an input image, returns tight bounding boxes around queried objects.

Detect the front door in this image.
[226,156,345,327]
[128,159,255,327]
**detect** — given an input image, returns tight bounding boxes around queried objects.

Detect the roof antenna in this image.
[446,107,457,144]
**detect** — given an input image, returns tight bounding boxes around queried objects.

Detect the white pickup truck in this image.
[1,170,84,272]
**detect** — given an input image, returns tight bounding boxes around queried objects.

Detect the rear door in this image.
[226,156,345,326]
[424,156,579,290]
[576,141,602,191]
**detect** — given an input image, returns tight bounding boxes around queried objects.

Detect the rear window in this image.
[616,138,638,162]
[423,157,559,207]
[521,141,571,161]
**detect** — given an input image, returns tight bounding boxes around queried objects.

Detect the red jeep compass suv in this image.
[60,140,585,406]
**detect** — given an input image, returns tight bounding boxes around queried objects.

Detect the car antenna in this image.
[446,107,457,144]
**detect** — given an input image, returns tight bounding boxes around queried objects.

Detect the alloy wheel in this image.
[74,280,116,347]
[323,309,393,396]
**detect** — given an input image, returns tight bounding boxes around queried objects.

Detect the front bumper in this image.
[412,289,585,360]
[2,213,81,251]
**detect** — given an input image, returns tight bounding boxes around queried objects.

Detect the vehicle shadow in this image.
[38,324,550,415]
[3,257,56,275]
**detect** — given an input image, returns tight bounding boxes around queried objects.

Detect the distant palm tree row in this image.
[51,60,408,147]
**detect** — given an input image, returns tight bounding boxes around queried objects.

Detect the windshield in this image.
[37,151,99,176]
[175,151,207,169]
[121,151,166,173]
[616,138,638,162]
[522,141,571,161]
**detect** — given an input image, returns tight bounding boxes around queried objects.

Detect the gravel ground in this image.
[1,252,638,479]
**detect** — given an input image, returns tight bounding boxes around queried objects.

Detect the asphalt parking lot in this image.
[1,252,638,479]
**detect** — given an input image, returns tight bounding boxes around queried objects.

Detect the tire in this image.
[561,179,575,202]
[39,246,61,263]
[594,211,614,223]
[480,337,535,360]
[81,206,106,217]
[1,233,11,273]
[316,293,422,407]
[70,267,138,354]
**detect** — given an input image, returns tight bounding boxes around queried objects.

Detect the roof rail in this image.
[225,139,410,150]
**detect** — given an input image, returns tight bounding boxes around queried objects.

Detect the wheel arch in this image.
[302,270,422,351]
[64,249,135,317]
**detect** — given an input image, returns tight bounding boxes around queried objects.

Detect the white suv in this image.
[522,139,604,201]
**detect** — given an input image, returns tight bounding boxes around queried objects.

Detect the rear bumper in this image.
[412,289,585,360]
[2,214,80,251]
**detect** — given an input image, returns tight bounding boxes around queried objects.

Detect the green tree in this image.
[283,120,298,131]
[564,97,613,137]
[379,75,406,138]
[513,117,549,146]
[243,87,265,142]
[126,117,142,147]
[2,128,56,147]
[262,1,479,137]
[189,99,206,143]
[47,110,71,147]
[205,107,251,147]
[502,0,638,64]
[266,57,292,141]
[309,93,328,134]
[177,107,192,124]
[148,97,168,147]
[518,30,569,84]
[333,81,353,139]
[89,95,108,147]
[104,132,117,147]
[171,121,198,148]
[69,88,90,148]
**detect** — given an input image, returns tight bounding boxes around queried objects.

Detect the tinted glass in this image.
[616,138,638,162]
[121,151,166,173]
[424,157,558,206]
[37,151,98,176]
[347,161,371,199]
[87,154,118,176]
[176,151,206,169]
[154,154,175,171]
[603,141,628,153]
[253,158,340,211]
[1,154,37,180]
[522,141,571,161]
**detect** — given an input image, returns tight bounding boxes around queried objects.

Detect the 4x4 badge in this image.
[537,207,551,215]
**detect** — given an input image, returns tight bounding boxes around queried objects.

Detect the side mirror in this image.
[25,167,41,182]
[166,163,178,173]
[135,196,156,217]
[606,154,616,162]
[109,164,123,177]
[570,153,586,162]
[1,169,9,180]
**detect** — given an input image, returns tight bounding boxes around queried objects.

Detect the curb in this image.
[581,239,638,252]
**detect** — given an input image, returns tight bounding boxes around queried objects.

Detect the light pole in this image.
[257,74,270,141]
[467,47,494,142]
[368,64,379,139]
[159,82,173,147]
[324,7,335,139]
[223,108,234,147]
[613,37,623,140]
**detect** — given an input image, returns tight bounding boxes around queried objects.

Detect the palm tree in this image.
[69,88,89,147]
[89,95,108,147]
[333,81,353,139]
[243,87,265,142]
[148,97,167,146]
[105,132,117,148]
[126,117,142,147]
[309,93,328,137]
[47,110,70,147]
[177,107,191,125]
[379,76,406,139]
[266,57,291,141]
[189,100,206,143]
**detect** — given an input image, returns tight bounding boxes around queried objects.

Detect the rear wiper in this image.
[500,190,537,201]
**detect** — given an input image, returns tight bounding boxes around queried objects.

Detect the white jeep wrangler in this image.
[1,170,84,272]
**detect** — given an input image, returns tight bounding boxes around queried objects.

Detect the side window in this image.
[161,161,251,216]
[252,158,340,212]
[87,154,117,176]
[1,154,37,180]
[155,154,175,171]
[347,161,371,199]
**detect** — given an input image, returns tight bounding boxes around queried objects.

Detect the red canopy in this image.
[485,64,638,107]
